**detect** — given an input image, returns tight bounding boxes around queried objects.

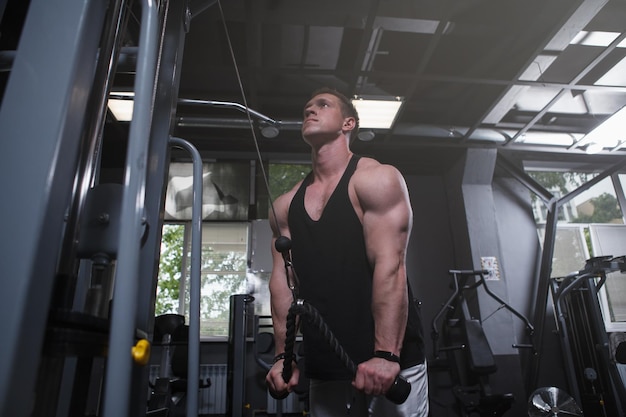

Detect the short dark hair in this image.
[310,87,360,138]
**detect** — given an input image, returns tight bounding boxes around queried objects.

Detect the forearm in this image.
[372,263,408,355]
[269,271,293,355]
[354,262,407,396]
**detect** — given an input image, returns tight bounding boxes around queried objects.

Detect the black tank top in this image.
[288,155,424,380]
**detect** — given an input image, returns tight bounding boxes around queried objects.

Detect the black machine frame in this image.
[431,270,535,417]
[551,255,626,417]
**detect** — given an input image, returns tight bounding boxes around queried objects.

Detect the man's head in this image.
[303,88,360,142]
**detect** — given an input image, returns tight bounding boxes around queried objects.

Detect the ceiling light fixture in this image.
[357,130,376,141]
[260,124,280,138]
[351,96,403,130]
[581,106,626,154]
[569,30,626,48]
[108,92,134,121]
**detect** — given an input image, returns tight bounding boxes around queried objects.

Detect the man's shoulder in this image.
[354,157,401,179]
[352,158,408,207]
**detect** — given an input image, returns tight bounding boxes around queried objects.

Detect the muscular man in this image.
[266,88,428,416]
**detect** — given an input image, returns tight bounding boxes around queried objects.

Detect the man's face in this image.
[301,93,352,142]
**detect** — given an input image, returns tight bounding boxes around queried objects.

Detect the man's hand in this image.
[265,359,300,398]
[352,357,401,396]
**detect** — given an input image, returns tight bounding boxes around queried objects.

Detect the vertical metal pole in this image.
[611,173,626,224]
[584,277,626,414]
[129,1,196,413]
[102,0,159,415]
[170,137,203,417]
[227,294,254,417]
[527,199,559,392]
[0,0,107,415]
[0,0,7,25]
[58,0,130,282]
[552,276,584,404]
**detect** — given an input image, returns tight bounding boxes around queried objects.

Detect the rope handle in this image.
[269,300,411,404]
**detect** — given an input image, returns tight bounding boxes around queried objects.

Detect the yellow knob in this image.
[132,339,151,366]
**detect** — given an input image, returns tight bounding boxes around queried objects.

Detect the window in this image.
[537,224,589,278]
[268,162,310,200]
[589,224,626,332]
[164,161,250,221]
[155,161,311,339]
[529,169,626,331]
[157,222,249,339]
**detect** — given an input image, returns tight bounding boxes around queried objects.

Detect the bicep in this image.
[360,167,412,265]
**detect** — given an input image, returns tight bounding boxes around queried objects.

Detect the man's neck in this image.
[310,141,352,181]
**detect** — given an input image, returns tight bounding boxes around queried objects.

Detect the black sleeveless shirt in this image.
[288,155,425,380]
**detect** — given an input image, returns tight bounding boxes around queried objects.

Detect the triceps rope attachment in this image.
[281,299,357,382]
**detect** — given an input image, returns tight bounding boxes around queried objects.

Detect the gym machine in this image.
[431,270,535,417]
[551,255,626,416]
[0,0,228,416]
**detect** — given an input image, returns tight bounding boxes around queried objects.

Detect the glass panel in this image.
[156,222,252,338]
[588,224,626,331]
[269,162,310,199]
[568,177,623,225]
[190,223,249,337]
[164,161,250,221]
[537,224,589,278]
[604,275,626,322]
[530,171,626,330]
[155,224,185,315]
[249,271,271,317]
[529,171,623,225]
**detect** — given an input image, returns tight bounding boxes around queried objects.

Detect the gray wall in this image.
[402,148,564,415]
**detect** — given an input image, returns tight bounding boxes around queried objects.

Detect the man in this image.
[266,88,428,416]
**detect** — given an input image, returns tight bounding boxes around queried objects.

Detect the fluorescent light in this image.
[569,30,626,48]
[581,106,626,154]
[585,142,604,155]
[108,92,134,121]
[351,97,403,129]
[595,55,626,86]
[517,131,580,147]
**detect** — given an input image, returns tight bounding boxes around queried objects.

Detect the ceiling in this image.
[170,0,626,158]
[4,0,626,172]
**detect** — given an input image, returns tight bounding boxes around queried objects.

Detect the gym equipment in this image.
[616,341,626,364]
[527,386,582,417]
[226,294,255,417]
[278,300,411,404]
[253,317,286,417]
[254,315,309,416]
[431,270,535,417]
[551,256,626,416]
[148,314,211,417]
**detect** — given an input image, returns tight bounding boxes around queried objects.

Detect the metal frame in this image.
[0,0,214,415]
[496,153,626,393]
[551,257,626,415]
[169,137,203,417]
[0,1,109,415]
[227,294,255,417]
